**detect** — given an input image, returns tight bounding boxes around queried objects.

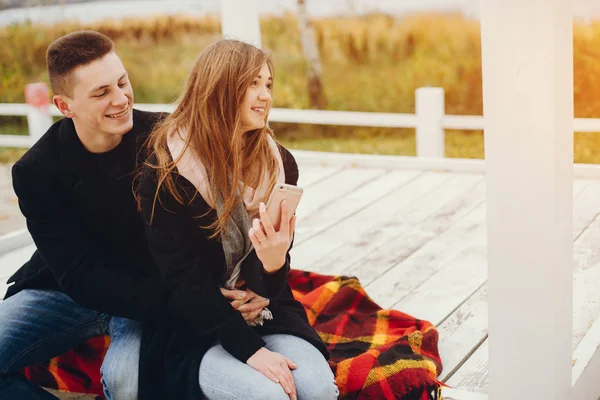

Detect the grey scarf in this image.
[167,129,284,327]
[218,192,273,327]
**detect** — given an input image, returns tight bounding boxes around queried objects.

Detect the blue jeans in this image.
[100,317,143,400]
[104,326,338,400]
[0,289,109,400]
[199,334,339,400]
[0,289,142,400]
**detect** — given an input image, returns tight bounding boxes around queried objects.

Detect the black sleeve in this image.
[12,161,170,323]
[138,172,265,363]
[241,250,290,299]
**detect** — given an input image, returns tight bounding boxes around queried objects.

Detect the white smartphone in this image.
[265,183,303,229]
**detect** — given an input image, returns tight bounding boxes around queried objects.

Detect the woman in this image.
[136,39,339,400]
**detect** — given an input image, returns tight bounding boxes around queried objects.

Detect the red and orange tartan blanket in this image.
[23,270,443,400]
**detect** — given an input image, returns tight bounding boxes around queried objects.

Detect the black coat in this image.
[136,146,329,400]
[5,109,171,323]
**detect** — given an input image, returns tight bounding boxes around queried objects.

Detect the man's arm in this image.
[12,161,170,322]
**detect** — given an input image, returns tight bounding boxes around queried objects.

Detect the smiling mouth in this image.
[106,107,129,119]
[251,107,266,114]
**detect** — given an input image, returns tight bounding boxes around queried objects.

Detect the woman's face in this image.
[240,63,272,134]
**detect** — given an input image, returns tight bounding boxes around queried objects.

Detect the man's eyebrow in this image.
[89,73,128,93]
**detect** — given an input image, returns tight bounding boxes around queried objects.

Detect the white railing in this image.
[2,86,600,157]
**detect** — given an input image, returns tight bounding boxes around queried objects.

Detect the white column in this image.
[219,0,261,47]
[415,87,445,158]
[481,0,573,399]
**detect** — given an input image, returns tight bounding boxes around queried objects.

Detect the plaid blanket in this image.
[23,270,443,399]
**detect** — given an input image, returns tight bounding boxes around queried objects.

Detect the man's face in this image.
[62,52,134,140]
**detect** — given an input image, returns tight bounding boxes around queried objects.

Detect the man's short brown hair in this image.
[46,30,115,96]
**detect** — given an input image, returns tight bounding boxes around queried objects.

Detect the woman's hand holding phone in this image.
[248,201,296,273]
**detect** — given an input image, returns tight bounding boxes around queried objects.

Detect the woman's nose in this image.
[258,87,271,101]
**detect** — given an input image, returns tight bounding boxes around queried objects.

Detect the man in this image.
[0,31,268,400]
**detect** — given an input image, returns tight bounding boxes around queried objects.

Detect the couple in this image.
[0,30,339,400]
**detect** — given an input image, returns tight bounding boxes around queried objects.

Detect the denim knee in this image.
[297,378,339,400]
[100,317,142,400]
[101,372,138,400]
[251,382,290,400]
[293,362,339,400]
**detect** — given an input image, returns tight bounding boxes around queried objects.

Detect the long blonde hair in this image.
[144,39,278,238]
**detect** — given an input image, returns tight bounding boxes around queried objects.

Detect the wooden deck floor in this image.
[2,153,600,399]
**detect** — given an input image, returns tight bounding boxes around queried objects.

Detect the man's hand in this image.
[220,287,270,323]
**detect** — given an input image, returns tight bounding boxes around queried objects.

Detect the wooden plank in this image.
[343,176,485,287]
[349,176,577,322]
[572,180,600,353]
[45,388,99,400]
[389,221,487,326]
[0,163,25,236]
[296,164,344,189]
[446,340,489,394]
[570,315,600,399]
[573,180,600,240]
[295,170,422,243]
[437,178,600,392]
[291,172,475,275]
[437,285,488,382]
[295,167,386,223]
[573,228,600,351]
[0,244,35,299]
[572,308,600,387]
[0,229,33,256]
[366,201,486,311]
[441,387,488,400]
[0,243,33,280]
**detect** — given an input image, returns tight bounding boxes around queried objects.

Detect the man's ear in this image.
[53,95,74,118]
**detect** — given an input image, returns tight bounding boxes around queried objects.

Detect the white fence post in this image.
[25,106,52,143]
[415,87,445,158]
[24,83,53,143]
[219,0,262,47]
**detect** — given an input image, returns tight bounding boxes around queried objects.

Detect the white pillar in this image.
[219,0,261,47]
[481,0,573,399]
[415,87,445,158]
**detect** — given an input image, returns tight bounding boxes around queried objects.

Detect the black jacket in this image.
[136,145,329,399]
[5,109,171,323]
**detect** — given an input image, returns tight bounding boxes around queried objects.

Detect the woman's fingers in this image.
[248,227,261,248]
[267,364,295,400]
[279,361,297,400]
[259,202,277,236]
[252,218,267,242]
[288,214,296,242]
[279,200,290,236]
[259,366,280,384]
[285,356,297,370]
